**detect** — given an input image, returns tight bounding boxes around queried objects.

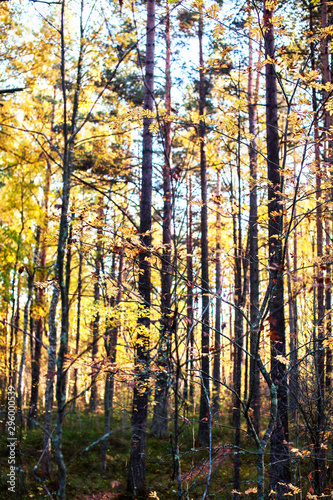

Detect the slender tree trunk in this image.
[184,175,194,404]
[197,6,210,446]
[173,316,182,496]
[212,171,221,415]
[286,244,297,420]
[89,199,103,412]
[127,0,155,494]
[309,5,326,491]
[264,0,290,494]
[247,5,260,437]
[101,251,123,473]
[312,1,331,492]
[28,162,50,428]
[28,227,43,429]
[232,120,244,498]
[41,152,56,476]
[73,228,83,409]
[17,272,34,427]
[10,275,21,391]
[54,1,84,497]
[151,0,172,437]
[42,285,60,475]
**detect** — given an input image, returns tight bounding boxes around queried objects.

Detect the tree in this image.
[151,0,172,438]
[197,3,211,448]
[127,0,155,494]
[264,0,290,494]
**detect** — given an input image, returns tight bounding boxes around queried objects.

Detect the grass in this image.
[0,404,241,499]
[1,399,329,499]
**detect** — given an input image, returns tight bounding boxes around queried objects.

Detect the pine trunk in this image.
[232,128,244,497]
[127,0,155,494]
[197,7,210,447]
[212,171,221,415]
[247,8,260,437]
[151,0,172,437]
[264,0,290,494]
[89,200,103,412]
[184,175,194,403]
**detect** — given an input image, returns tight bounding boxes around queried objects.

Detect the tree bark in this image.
[151,0,172,437]
[212,171,221,415]
[184,175,194,404]
[101,250,123,473]
[89,199,103,412]
[127,0,155,494]
[264,0,290,494]
[17,272,34,427]
[42,285,60,475]
[28,162,50,428]
[73,226,83,410]
[197,6,210,447]
[54,1,84,497]
[247,5,260,437]
[232,115,244,498]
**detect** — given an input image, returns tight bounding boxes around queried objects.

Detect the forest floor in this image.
[0,403,269,499]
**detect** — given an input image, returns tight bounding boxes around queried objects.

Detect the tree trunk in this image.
[10,275,21,391]
[127,0,155,494]
[312,0,331,492]
[151,0,172,437]
[286,243,297,420]
[73,227,83,409]
[101,250,123,473]
[54,1,84,497]
[42,285,60,475]
[212,171,221,415]
[197,6,210,447]
[28,227,43,429]
[247,5,260,437]
[232,119,244,498]
[28,162,50,428]
[184,175,194,404]
[89,199,103,412]
[264,0,290,494]
[17,272,34,427]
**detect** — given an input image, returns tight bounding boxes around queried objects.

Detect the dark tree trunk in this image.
[184,175,194,404]
[89,199,103,412]
[312,1,330,493]
[127,0,155,494]
[247,7,260,437]
[101,250,123,473]
[28,227,42,429]
[28,168,49,428]
[264,0,290,494]
[73,227,83,409]
[17,272,34,427]
[197,7,210,447]
[151,0,172,437]
[232,119,244,498]
[286,244,297,420]
[11,277,21,392]
[212,171,221,415]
